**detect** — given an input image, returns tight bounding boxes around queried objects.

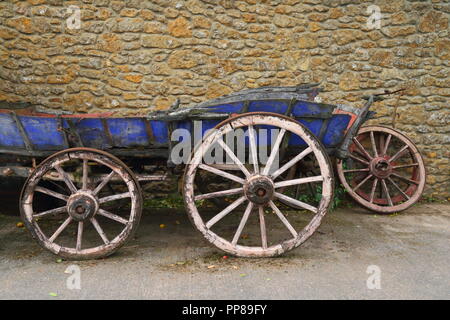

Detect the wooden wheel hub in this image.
[67,192,99,222]
[244,175,274,205]
[370,157,392,179]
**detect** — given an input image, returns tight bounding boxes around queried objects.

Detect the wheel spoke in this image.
[93,171,116,196]
[217,139,251,177]
[352,137,372,160]
[48,216,72,243]
[381,179,393,206]
[54,164,77,194]
[198,163,245,184]
[262,128,286,175]
[231,202,253,246]
[370,131,378,158]
[274,175,323,188]
[389,145,409,163]
[391,172,419,185]
[382,134,392,155]
[274,192,317,213]
[369,178,379,203]
[76,221,83,251]
[34,206,67,218]
[353,174,373,192]
[97,209,129,225]
[206,196,246,229]
[90,217,109,244]
[82,159,88,190]
[349,154,369,165]
[269,201,297,238]
[248,125,259,174]
[258,206,268,249]
[99,192,131,204]
[343,168,370,173]
[35,186,69,201]
[195,187,243,201]
[387,177,410,201]
[393,163,419,170]
[270,147,312,179]
[46,179,71,194]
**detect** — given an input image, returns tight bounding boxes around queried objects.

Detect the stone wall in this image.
[0,0,448,199]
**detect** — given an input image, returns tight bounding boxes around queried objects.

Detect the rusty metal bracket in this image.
[336,96,374,159]
[65,119,84,147]
[57,115,69,148]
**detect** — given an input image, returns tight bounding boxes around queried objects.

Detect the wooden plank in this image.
[66,119,84,147]
[57,115,69,148]
[10,111,33,151]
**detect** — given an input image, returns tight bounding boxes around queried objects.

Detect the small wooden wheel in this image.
[183,112,334,257]
[20,148,142,260]
[337,126,426,214]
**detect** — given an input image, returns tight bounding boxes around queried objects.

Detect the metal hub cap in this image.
[244,175,274,205]
[67,192,99,222]
[370,157,392,179]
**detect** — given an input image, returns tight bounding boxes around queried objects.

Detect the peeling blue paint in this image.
[0,113,25,148]
[20,116,65,150]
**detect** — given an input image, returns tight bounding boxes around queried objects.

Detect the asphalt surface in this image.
[0,197,449,300]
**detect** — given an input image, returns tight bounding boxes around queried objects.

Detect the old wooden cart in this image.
[0,84,426,259]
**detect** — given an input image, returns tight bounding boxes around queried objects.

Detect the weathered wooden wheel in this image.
[337,126,426,214]
[20,148,142,260]
[183,112,333,257]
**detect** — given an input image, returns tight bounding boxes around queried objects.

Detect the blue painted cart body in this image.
[0,92,354,158]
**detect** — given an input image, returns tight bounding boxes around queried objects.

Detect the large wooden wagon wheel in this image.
[336,126,426,214]
[183,112,334,257]
[20,148,142,260]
